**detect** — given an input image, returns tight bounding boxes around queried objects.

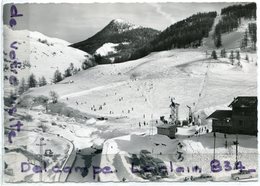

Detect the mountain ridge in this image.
[70,19,160,63]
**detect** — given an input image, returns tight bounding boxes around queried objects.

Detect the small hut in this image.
[157,124,176,139]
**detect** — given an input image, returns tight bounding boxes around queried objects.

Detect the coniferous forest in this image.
[129,12,217,61]
[214,3,256,48]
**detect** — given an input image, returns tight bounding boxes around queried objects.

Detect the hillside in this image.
[129,12,217,61]
[3,26,94,95]
[13,48,257,182]
[213,3,256,49]
[70,19,160,64]
[23,48,257,122]
[203,17,256,50]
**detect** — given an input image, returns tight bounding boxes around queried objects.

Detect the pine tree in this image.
[245,54,249,61]
[42,76,47,86]
[38,77,41,86]
[18,78,28,94]
[64,63,76,77]
[248,23,256,50]
[220,48,227,58]
[69,63,74,71]
[229,50,234,65]
[39,76,47,87]
[211,50,217,60]
[241,29,248,49]
[64,68,72,77]
[236,51,240,61]
[214,32,222,48]
[28,73,37,88]
[53,70,63,83]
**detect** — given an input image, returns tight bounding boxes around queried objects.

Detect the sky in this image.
[3,2,237,43]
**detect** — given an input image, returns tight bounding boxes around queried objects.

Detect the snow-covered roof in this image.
[206,110,232,120]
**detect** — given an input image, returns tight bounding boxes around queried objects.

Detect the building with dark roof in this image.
[207,96,257,136]
[156,124,177,139]
[207,110,232,133]
[229,96,257,135]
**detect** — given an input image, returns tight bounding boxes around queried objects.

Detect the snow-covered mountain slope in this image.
[3,26,93,92]
[221,18,256,49]
[25,48,257,122]
[202,17,256,50]
[12,48,257,182]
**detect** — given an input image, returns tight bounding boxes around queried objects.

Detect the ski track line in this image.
[60,81,128,99]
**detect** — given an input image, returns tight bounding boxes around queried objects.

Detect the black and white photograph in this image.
[2,0,258,183]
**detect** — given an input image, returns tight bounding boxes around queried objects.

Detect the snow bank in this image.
[86,118,96,125]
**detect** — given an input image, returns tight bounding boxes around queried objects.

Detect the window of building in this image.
[239,120,243,127]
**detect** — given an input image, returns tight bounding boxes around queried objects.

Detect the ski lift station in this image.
[156,98,180,139]
[156,97,205,138]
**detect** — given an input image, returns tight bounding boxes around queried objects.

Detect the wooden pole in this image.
[235,134,238,168]
[213,132,216,160]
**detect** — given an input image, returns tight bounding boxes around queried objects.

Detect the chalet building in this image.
[206,110,232,133]
[207,96,257,136]
[229,96,257,135]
